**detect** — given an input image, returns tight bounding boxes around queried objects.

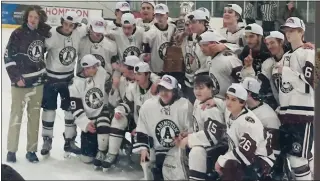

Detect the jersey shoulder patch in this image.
[245,116,255,123]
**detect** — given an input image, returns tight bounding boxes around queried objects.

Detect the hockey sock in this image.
[42,109,56,138]
[108,116,127,155]
[287,155,312,180]
[96,116,111,151]
[189,147,207,180]
[64,111,76,139]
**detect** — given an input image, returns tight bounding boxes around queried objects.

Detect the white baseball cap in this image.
[124,55,141,67]
[225,4,242,16]
[241,77,261,95]
[134,62,151,73]
[90,16,105,34]
[141,0,155,8]
[81,54,100,68]
[154,4,169,14]
[116,1,131,12]
[245,23,263,36]
[158,75,178,90]
[280,17,306,31]
[121,13,136,25]
[265,31,285,40]
[63,11,78,24]
[197,7,210,20]
[226,83,248,101]
[198,31,226,44]
[188,9,209,22]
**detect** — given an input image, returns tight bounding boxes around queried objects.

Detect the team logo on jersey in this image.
[281,81,293,93]
[123,46,141,57]
[59,46,76,66]
[292,142,302,153]
[27,40,44,62]
[92,54,105,68]
[85,88,104,109]
[143,25,150,32]
[192,116,199,132]
[158,42,170,60]
[155,119,180,148]
[161,106,171,116]
[245,116,255,123]
[209,73,220,95]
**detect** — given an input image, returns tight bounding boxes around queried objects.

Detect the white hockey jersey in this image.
[143,23,176,73]
[182,34,198,88]
[219,26,245,48]
[45,25,87,80]
[69,66,111,131]
[278,47,314,124]
[78,35,118,74]
[207,50,244,99]
[133,97,193,155]
[188,99,226,149]
[105,20,122,33]
[108,26,144,63]
[217,108,274,167]
[136,18,156,32]
[250,102,281,155]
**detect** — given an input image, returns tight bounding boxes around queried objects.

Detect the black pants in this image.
[245,18,256,25]
[262,21,275,33]
[2,164,25,181]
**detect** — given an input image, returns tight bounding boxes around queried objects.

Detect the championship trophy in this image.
[163,1,194,73]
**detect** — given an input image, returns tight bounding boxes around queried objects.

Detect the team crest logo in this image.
[245,116,255,123]
[156,5,164,11]
[59,46,76,66]
[286,18,295,24]
[123,46,141,57]
[155,119,180,148]
[92,54,105,68]
[209,73,220,95]
[95,21,104,27]
[292,142,302,153]
[27,40,44,62]
[281,81,294,93]
[143,25,150,32]
[158,42,170,60]
[192,116,199,132]
[85,88,104,109]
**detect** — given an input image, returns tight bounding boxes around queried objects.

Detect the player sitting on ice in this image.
[133,75,193,180]
[68,54,112,166]
[212,84,274,181]
[172,75,227,181]
[102,62,157,172]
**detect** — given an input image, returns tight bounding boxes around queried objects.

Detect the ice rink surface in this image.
[1,28,142,180]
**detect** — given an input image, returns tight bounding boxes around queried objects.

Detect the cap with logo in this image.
[280,17,305,31]
[265,31,285,40]
[62,11,78,24]
[134,62,151,73]
[90,16,105,34]
[141,0,155,8]
[197,7,210,20]
[198,31,226,44]
[158,75,178,90]
[245,23,263,36]
[154,4,169,14]
[226,83,248,101]
[241,77,261,95]
[124,55,141,67]
[81,54,100,68]
[188,9,209,22]
[225,4,242,16]
[121,13,136,25]
[116,1,131,12]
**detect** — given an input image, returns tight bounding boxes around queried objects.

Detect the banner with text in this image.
[2,3,103,27]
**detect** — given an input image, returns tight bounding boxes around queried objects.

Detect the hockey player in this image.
[68,54,111,168]
[136,0,156,32]
[178,75,227,181]
[142,3,176,74]
[198,31,245,99]
[277,17,314,180]
[102,61,156,171]
[215,84,274,181]
[106,1,131,32]
[41,11,88,157]
[78,16,118,75]
[133,75,193,180]
[106,13,144,64]
[219,4,245,49]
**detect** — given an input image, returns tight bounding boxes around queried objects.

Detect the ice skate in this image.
[41,136,52,158]
[63,133,81,158]
[6,152,16,163]
[26,152,39,163]
[93,150,106,170]
[102,153,118,172]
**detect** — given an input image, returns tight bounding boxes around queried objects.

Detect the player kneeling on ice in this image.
[172,75,228,181]
[214,84,274,181]
[102,62,157,171]
[133,75,193,180]
[68,54,112,165]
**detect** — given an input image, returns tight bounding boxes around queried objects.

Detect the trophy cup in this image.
[163,1,194,73]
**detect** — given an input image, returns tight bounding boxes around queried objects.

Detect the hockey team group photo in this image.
[1,0,316,181]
